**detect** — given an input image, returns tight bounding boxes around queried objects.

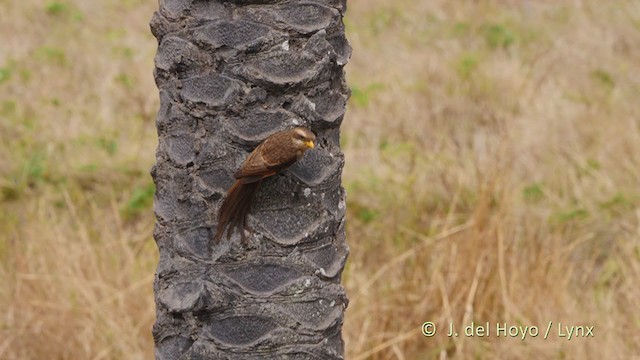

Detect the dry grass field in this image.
[1,0,640,359]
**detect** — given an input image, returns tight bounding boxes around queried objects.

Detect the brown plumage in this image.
[214,127,316,243]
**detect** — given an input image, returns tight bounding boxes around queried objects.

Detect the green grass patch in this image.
[350,82,384,107]
[3,148,51,199]
[45,2,69,16]
[380,139,416,157]
[523,183,544,202]
[107,28,127,42]
[0,67,12,84]
[356,207,379,224]
[591,69,615,89]
[23,151,47,185]
[113,46,135,59]
[367,8,401,35]
[551,208,589,223]
[45,2,83,21]
[35,47,67,66]
[115,73,134,89]
[484,24,515,49]
[97,137,118,156]
[596,258,621,288]
[599,192,636,214]
[586,158,601,170]
[123,183,155,219]
[451,22,470,37]
[457,53,479,78]
[79,163,99,172]
[1,100,17,115]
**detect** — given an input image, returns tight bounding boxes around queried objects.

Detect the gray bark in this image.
[149,1,350,359]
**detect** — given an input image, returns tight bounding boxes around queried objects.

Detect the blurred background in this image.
[1,0,639,359]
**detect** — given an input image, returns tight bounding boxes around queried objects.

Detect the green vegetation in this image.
[45,1,69,15]
[523,183,544,202]
[457,52,479,78]
[350,82,384,107]
[123,183,155,219]
[484,24,515,49]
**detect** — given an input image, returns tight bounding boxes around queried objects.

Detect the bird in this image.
[214,127,316,243]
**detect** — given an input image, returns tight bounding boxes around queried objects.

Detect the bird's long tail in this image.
[214,180,261,243]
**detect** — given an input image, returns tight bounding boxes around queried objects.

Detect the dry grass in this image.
[1,0,639,359]
[1,1,158,359]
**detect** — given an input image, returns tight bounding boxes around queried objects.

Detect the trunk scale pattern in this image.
[150,0,351,358]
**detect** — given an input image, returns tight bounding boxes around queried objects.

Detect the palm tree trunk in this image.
[150,1,350,358]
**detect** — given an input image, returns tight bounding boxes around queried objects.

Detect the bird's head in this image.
[291,127,316,151]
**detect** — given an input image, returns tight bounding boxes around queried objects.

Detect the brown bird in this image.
[214,127,316,243]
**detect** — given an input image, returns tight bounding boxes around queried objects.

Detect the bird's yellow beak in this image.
[304,140,315,149]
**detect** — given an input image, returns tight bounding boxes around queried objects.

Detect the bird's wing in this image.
[234,134,296,183]
[234,143,274,182]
